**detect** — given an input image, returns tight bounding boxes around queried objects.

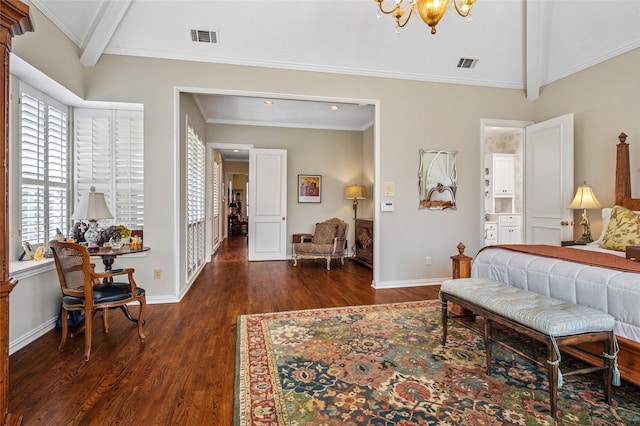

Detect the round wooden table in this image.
[89,245,150,273]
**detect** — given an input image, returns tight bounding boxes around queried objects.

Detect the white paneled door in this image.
[248,148,288,261]
[525,113,574,244]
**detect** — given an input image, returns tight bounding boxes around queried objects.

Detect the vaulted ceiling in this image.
[29,0,640,133]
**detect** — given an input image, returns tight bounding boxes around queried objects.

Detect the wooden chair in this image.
[49,241,146,361]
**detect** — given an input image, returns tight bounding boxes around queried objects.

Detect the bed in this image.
[467,132,640,387]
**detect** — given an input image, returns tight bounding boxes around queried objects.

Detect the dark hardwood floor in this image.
[8,236,440,424]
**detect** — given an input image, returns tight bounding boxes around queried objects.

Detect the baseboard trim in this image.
[10,317,57,355]
[372,277,445,289]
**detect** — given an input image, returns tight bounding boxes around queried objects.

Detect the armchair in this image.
[292,218,349,270]
[49,241,146,361]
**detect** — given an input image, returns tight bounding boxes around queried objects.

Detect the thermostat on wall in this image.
[380,201,394,212]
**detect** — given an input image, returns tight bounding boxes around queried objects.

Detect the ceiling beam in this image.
[525,0,541,101]
[80,0,132,67]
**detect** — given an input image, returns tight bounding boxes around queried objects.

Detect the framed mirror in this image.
[419,149,458,210]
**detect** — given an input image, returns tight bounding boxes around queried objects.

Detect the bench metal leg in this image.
[441,298,448,346]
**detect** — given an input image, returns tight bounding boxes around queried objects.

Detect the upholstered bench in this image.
[440,277,618,420]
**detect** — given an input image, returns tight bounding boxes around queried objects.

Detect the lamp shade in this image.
[569,183,603,210]
[344,185,367,200]
[71,188,114,221]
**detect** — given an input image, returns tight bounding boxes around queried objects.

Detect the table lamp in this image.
[344,185,367,220]
[71,186,114,248]
[569,182,602,244]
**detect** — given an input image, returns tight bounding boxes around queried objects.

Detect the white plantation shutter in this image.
[116,111,144,228]
[74,110,112,203]
[20,83,69,246]
[187,120,205,279]
[74,109,143,230]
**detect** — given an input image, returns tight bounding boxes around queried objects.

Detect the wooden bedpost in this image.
[451,242,472,279]
[615,132,630,206]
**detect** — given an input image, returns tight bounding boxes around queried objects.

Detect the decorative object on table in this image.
[569,181,602,244]
[236,300,640,425]
[419,149,457,210]
[297,174,321,203]
[344,185,367,220]
[70,187,113,248]
[53,228,65,242]
[33,246,45,261]
[130,229,143,247]
[69,221,87,242]
[101,225,131,249]
[19,241,35,260]
[374,0,476,35]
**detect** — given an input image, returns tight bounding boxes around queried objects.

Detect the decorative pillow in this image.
[600,205,640,251]
[312,223,338,244]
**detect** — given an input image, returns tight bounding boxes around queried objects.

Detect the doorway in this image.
[187,89,379,283]
[480,119,530,247]
[480,114,575,247]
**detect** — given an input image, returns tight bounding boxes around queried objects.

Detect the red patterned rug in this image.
[235,300,640,425]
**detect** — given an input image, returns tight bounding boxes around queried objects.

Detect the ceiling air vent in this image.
[191,29,218,44]
[457,58,478,69]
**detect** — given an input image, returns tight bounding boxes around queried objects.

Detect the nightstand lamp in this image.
[344,185,367,220]
[569,182,602,244]
[71,187,113,248]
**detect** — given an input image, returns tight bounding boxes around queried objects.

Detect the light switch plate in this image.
[381,201,394,212]
[384,181,395,197]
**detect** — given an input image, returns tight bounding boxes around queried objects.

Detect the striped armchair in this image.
[292,218,349,270]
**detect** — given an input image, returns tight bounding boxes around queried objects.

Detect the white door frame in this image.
[186,87,380,286]
[479,119,532,245]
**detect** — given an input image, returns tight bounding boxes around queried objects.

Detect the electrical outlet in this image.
[425,256,432,266]
[154,269,161,279]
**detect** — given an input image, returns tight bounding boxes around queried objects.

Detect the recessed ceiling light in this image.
[264,100,273,105]
[233,149,239,153]
[329,105,340,111]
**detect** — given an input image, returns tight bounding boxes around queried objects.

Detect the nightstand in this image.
[626,245,640,261]
[561,241,586,246]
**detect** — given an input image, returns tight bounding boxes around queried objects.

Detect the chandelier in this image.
[374,0,476,35]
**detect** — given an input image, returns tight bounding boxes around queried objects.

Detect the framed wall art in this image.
[298,174,322,203]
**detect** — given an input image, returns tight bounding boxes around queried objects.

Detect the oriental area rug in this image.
[235,300,640,425]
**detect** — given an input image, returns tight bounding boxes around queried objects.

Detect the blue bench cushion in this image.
[441,278,615,337]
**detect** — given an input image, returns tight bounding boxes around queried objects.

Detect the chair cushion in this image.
[312,223,338,244]
[92,283,144,304]
[62,284,145,307]
[62,295,85,307]
[294,242,334,255]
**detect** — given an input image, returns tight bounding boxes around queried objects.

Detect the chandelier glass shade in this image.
[375,0,476,34]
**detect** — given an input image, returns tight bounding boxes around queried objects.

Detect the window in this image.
[19,83,69,246]
[187,120,205,279]
[74,109,144,229]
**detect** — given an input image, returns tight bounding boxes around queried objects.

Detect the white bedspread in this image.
[471,247,640,343]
